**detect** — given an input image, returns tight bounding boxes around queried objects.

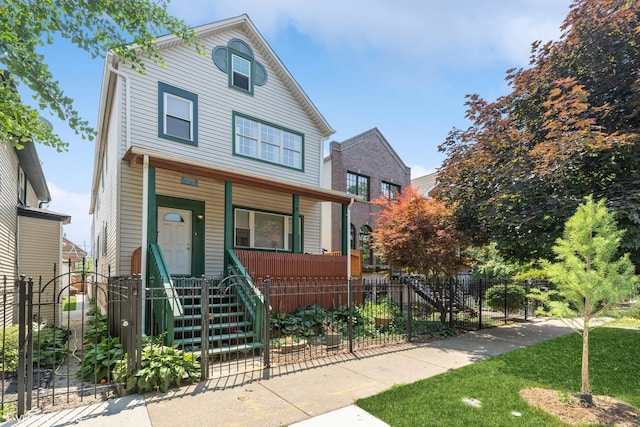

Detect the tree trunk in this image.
[581,297,592,406]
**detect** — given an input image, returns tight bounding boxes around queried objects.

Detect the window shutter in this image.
[255,62,267,86]
[212,46,228,72]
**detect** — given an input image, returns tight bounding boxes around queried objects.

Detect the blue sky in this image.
[27,0,572,253]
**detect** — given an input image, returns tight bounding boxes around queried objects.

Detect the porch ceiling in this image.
[124,147,357,204]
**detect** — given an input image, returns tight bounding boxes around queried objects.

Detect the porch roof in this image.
[124,147,357,204]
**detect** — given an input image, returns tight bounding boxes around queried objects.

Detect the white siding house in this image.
[90,14,354,282]
[0,137,70,325]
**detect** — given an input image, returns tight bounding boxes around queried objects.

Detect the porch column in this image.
[292,194,300,253]
[147,166,157,245]
[223,181,233,272]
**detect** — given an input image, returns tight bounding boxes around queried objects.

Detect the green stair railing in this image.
[225,249,265,343]
[148,243,183,345]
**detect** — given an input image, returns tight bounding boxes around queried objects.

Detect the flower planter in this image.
[325,333,342,349]
[278,339,307,354]
[374,316,392,329]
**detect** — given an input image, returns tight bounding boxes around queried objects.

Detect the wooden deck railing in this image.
[234,250,351,313]
[324,249,362,278]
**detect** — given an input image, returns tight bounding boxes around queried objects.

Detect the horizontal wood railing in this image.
[234,250,351,313]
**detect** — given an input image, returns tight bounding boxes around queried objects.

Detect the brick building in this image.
[322,128,410,273]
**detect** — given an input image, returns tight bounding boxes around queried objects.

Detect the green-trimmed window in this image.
[158,82,198,145]
[381,181,401,200]
[347,172,370,201]
[234,208,302,251]
[233,113,303,170]
[231,54,251,91]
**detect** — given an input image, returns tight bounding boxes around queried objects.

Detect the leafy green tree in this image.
[1,0,203,151]
[533,196,637,405]
[436,0,640,265]
[467,243,529,279]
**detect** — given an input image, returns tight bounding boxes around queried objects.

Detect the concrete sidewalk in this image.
[6,318,573,427]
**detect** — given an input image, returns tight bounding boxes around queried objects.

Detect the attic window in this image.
[232,54,250,91]
[212,38,268,96]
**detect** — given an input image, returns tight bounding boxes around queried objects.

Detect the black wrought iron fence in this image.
[1,266,549,420]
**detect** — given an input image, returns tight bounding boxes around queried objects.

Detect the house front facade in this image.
[322,128,410,275]
[90,15,354,285]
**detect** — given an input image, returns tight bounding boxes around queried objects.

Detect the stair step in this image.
[182,302,242,309]
[206,342,262,356]
[173,331,256,347]
[173,320,251,334]
[177,311,246,321]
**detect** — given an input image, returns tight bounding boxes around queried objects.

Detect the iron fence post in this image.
[524,281,529,321]
[406,281,412,341]
[200,275,209,380]
[348,277,354,353]
[135,275,142,373]
[478,278,483,329]
[25,277,34,411]
[448,280,454,329]
[504,281,508,325]
[263,276,270,368]
[17,275,26,417]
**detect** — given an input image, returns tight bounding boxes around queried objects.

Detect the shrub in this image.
[1,326,19,373]
[484,284,526,313]
[1,323,69,373]
[113,343,200,393]
[0,402,15,422]
[80,337,123,382]
[33,323,70,367]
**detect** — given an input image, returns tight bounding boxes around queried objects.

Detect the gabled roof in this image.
[91,14,334,211]
[63,237,88,261]
[329,127,410,173]
[412,172,438,198]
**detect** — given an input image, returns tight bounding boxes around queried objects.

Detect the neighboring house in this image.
[89,14,354,285]
[62,237,88,293]
[411,171,438,198]
[0,74,71,324]
[322,128,411,276]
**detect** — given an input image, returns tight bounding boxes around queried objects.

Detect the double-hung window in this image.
[233,113,303,170]
[158,82,198,146]
[346,172,370,201]
[234,208,302,251]
[231,54,251,91]
[381,181,401,200]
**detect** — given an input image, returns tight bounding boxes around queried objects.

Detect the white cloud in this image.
[46,182,92,253]
[170,0,571,67]
[410,165,436,180]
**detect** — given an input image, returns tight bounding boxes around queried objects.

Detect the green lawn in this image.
[356,327,640,427]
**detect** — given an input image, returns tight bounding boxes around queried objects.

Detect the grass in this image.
[356,327,640,427]
[62,295,77,311]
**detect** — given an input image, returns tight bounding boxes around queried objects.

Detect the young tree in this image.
[371,187,467,321]
[1,0,204,151]
[534,196,637,405]
[436,0,640,265]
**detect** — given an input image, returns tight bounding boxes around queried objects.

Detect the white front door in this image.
[158,207,192,275]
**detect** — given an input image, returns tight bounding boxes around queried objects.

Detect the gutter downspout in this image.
[106,54,131,151]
